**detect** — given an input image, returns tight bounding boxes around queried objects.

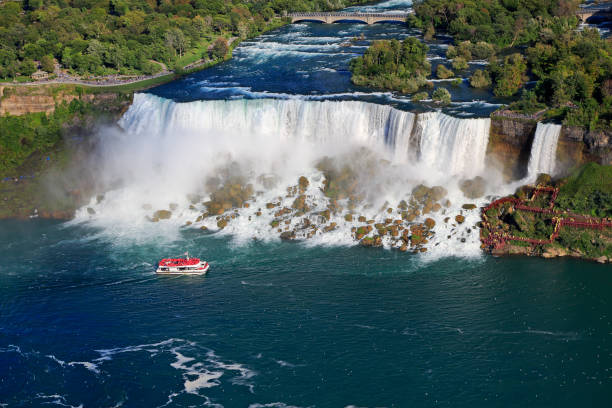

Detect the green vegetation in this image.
[432,87,451,105]
[436,64,454,79]
[490,53,527,97]
[556,163,612,217]
[411,0,579,48]
[482,163,612,261]
[0,98,123,175]
[450,56,468,71]
[411,91,429,101]
[349,38,431,93]
[469,69,491,88]
[0,0,369,79]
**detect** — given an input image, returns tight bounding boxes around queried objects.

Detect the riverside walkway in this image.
[288,12,409,25]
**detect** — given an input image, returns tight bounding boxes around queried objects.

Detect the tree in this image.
[436,64,454,79]
[210,37,229,59]
[165,28,187,58]
[493,53,527,97]
[469,69,491,88]
[432,87,451,104]
[19,59,37,76]
[451,57,468,70]
[40,55,55,73]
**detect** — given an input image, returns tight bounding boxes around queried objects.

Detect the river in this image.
[0,1,610,407]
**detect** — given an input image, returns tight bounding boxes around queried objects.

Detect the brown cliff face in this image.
[486,115,538,180]
[0,86,128,116]
[557,126,612,174]
[486,114,612,180]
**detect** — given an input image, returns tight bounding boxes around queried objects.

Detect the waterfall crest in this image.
[415,111,491,178]
[527,123,561,179]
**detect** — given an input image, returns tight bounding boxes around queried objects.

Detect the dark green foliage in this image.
[0,100,89,174]
[556,163,612,217]
[412,0,580,48]
[432,87,451,105]
[349,38,431,93]
[0,0,370,78]
[491,53,527,97]
[469,69,491,88]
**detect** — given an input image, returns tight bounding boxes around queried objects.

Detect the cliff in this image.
[487,112,538,180]
[0,85,130,116]
[487,112,612,180]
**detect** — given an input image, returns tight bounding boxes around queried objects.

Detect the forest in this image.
[0,0,369,79]
[351,0,612,130]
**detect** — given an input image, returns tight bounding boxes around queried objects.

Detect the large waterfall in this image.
[77,93,497,256]
[527,123,562,179]
[120,93,416,160]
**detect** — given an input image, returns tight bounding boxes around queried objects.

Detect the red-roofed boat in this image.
[156,252,209,275]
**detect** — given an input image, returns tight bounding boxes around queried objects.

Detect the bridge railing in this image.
[288,12,409,18]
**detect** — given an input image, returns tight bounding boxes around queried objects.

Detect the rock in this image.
[411,184,430,203]
[292,195,307,211]
[169,203,178,211]
[153,210,172,220]
[96,194,105,204]
[358,215,366,222]
[280,231,296,240]
[266,202,278,209]
[200,226,208,231]
[399,244,408,252]
[298,176,309,192]
[270,219,280,228]
[87,207,96,215]
[323,222,337,232]
[398,200,408,210]
[185,221,192,226]
[459,177,486,199]
[542,246,567,258]
[595,256,608,264]
[430,186,447,201]
[344,213,353,222]
[424,218,436,229]
[462,203,477,210]
[455,215,465,224]
[217,218,228,229]
[432,203,441,212]
[419,247,427,253]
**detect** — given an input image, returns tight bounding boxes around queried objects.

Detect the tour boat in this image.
[156,253,210,275]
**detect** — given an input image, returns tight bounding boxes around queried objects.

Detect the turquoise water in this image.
[1,220,610,407]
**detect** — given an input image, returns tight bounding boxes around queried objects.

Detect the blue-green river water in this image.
[1,1,611,406]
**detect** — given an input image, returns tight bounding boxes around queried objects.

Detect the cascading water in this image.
[78,94,497,257]
[415,111,491,178]
[526,123,562,179]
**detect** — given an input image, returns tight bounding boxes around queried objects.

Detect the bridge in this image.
[577,3,612,22]
[288,12,409,25]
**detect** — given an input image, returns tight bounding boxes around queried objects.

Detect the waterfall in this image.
[119,93,416,160]
[80,94,497,256]
[415,111,491,178]
[527,123,561,179]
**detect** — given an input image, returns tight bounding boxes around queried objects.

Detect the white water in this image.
[76,94,498,257]
[527,123,561,179]
[415,111,491,177]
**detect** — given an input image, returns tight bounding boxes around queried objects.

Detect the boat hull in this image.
[156,263,210,275]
